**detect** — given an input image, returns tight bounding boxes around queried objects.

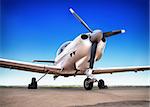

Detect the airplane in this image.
[0,8,150,90]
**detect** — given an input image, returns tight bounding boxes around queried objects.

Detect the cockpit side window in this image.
[56,41,71,56]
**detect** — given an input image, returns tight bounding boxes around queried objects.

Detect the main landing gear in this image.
[28,70,50,89]
[28,77,37,89]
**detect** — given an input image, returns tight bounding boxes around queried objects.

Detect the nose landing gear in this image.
[83,78,107,90]
[84,69,107,90]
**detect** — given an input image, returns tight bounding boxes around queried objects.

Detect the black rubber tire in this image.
[28,77,37,89]
[98,79,105,89]
[84,78,93,90]
[32,77,36,83]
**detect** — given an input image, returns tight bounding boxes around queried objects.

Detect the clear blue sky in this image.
[0,0,149,86]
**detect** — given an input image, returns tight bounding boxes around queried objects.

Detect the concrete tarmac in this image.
[0,86,149,107]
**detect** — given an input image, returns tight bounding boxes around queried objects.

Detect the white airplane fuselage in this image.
[55,30,106,72]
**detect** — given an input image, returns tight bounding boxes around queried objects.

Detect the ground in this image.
[0,86,149,107]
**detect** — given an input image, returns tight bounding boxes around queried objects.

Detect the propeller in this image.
[89,42,97,68]
[103,30,125,37]
[69,8,93,33]
[69,8,125,69]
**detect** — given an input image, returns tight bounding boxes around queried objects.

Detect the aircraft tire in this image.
[98,79,107,89]
[28,77,37,89]
[84,78,93,90]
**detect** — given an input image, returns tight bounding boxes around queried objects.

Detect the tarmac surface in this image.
[0,86,149,107]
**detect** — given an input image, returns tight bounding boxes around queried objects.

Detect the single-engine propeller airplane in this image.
[0,8,150,90]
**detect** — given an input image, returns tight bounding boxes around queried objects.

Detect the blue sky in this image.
[0,0,149,86]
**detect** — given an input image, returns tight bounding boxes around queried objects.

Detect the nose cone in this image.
[90,30,103,43]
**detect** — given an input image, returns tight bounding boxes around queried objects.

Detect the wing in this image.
[93,66,150,74]
[0,58,61,75]
[1,58,150,76]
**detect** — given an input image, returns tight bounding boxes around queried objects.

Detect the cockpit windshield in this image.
[56,41,71,56]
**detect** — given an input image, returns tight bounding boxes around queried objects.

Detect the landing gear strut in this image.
[28,77,37,89]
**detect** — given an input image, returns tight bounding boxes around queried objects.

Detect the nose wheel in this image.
[84,78,107,90]
[98,79,108,89]
[84,78,93,90]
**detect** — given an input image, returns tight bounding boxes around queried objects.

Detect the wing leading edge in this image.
[0,58,61,74]
[93,66,150,74]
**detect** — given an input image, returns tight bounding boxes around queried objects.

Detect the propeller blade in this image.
[69,8,93,33]
[89,42,97,69]
[103,30,125,37]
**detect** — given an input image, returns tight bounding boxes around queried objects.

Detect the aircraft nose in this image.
[90,30,103,43]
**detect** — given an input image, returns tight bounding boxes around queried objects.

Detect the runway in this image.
[0,86,149,107]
